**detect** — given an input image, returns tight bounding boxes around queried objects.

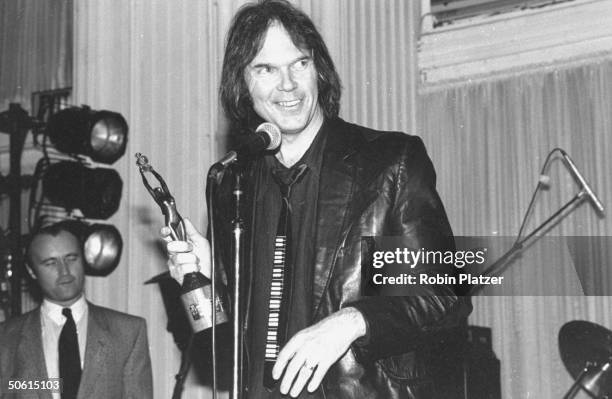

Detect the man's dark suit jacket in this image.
[0,302,153,398]
[213,117,472,398]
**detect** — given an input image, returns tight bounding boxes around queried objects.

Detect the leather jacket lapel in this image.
[312,119,387,316]
[312,140,356,316]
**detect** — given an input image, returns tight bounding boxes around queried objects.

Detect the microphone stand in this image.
[468,190,585,296]
[207,172,219,399]
[207,159,247,399]
[171,333,194,399]
[207,123,280,398]
[230,167,245,399]
[469,147,605,296]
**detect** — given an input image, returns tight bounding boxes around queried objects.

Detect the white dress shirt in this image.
[40,295,88,398]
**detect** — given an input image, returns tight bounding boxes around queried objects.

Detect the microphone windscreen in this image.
[539,174,551,187]
[256,122,281,150]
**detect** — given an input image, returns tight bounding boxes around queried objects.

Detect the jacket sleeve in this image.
[347,136,472,361]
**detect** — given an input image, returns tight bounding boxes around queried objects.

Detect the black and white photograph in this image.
[1,1,611,398]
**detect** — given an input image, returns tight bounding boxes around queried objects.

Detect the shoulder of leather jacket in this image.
[326,117,428,165]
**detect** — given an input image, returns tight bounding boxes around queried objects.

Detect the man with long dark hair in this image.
[166,1,471,397]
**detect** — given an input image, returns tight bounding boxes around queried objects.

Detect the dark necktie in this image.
[263,164,308,389]
[59,308,81,399]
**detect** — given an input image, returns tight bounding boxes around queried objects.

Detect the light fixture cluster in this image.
[32,105,129,276]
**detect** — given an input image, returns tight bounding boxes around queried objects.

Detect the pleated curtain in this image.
[420,58,612,398]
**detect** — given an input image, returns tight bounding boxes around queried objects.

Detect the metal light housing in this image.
[42,161,123,220]
[46,107,128,164]
[82,223,123,276]
[55,220,123,276]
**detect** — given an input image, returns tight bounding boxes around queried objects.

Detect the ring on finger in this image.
[303,361,317,371]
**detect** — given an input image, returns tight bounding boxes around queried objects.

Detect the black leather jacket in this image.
[212,117,472,398]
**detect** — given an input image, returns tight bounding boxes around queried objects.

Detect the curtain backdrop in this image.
[419,57,612,398]
[0,0,72,112]
[0,0,73,315]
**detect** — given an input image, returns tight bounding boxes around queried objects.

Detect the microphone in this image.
[215,122,281,168]
[208,122,281,181]
[560,149,604,214]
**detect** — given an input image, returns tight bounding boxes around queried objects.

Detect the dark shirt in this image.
[247,124,328,399]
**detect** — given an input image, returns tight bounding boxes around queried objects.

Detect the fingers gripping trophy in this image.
[135,153,228,332]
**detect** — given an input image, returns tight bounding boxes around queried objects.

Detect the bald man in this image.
[0,223,152,399]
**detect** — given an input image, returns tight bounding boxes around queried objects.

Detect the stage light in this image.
[54,220,123,276]
[82,223,123,276]
[46,106,128,164]
[42,161,123,220]
[29,99,128,278]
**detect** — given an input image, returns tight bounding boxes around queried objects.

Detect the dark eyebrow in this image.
[250,62,274,69]
[292,55,312,65]
[250,55,312,70]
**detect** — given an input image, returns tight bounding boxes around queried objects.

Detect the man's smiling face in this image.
[244,22,322,136]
